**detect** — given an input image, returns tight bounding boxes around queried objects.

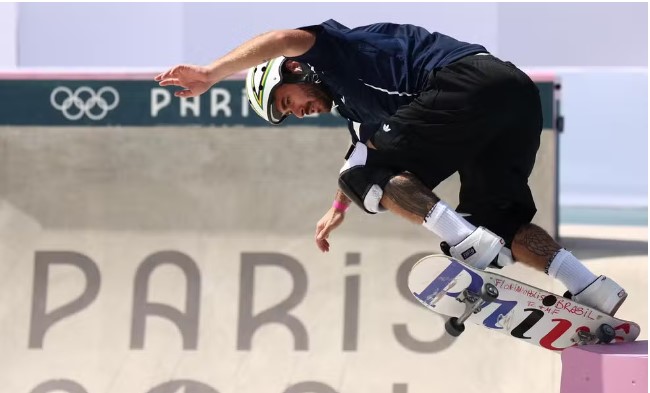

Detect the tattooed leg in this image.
[380,172,440,224]
[381,173,563,273]
[511,223,562,271]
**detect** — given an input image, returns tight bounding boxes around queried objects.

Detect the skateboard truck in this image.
[570,324,617,345]
[445,283,499,337]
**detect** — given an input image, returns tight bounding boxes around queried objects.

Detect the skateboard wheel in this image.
[596,324,616,344]
[445,317,465,337]
[480,283,499,301]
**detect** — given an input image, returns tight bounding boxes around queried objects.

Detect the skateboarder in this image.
[155,19,628,316]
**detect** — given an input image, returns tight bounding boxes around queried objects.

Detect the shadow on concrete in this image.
[559,236,648,260]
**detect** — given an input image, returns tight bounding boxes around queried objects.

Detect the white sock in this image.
[547,249,598,294]
[422,201,476,245]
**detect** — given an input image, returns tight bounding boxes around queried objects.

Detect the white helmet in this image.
[245,56,288,125]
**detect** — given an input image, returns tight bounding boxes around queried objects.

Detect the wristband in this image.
[332,200,349,212]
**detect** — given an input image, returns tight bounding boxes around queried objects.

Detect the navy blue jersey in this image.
[287,19,487,142]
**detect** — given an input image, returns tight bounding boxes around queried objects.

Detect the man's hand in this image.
[315,208,346,252]
[155,65,217,98]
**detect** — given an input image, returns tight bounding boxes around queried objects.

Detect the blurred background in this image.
[0,3,647,393]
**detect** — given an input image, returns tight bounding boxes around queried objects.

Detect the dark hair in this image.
[282,61,320,84]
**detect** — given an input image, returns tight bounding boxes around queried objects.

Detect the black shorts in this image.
[369,54,543,246]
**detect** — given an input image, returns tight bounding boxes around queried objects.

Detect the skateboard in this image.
[408,254,641,351]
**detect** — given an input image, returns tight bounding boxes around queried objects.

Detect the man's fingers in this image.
[316,226,330,241]
[158,78,183,87]
[154,69,173,81]
[156,70,172,81]
[163,66,181,79]
[316,238,330,253]
[315,223,324,238]
[315,225,331,252]
[174,89,196,98]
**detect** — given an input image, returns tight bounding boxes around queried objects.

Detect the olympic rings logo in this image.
[50,86,120,121]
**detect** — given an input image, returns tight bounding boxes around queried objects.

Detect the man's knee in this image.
[338,143,399,214]
[384,172,421,190]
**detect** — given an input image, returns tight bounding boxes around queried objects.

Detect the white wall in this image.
[558,71,648,208]
[17,3,185,67]
[17,2,499,67]
[0,2,17,67]
[497,2,647,66]
[17,2,646,68]
[181,2,499,64]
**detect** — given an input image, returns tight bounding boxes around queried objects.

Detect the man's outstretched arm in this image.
[155,29,316,97]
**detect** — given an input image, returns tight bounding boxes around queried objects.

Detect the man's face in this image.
[272,82,333,119]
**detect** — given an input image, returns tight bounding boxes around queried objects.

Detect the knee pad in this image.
[338,143,397,214]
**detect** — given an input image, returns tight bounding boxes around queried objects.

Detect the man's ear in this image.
[284,60,304,74]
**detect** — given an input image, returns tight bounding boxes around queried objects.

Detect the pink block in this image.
[561,341,648,393]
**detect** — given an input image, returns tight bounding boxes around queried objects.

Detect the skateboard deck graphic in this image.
[408,255,640,351]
